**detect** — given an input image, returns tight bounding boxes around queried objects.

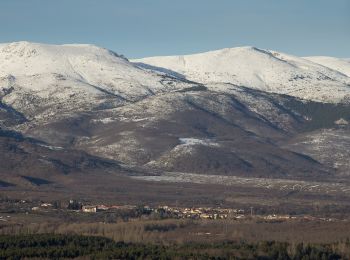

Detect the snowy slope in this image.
[0,41,193,99]
[133,47,350,103]
[303,56,350,77]
[0,41,348,179]
[0,41,194,122]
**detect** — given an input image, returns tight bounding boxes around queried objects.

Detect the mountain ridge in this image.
[0,41,349,190]
[133,46,350,103]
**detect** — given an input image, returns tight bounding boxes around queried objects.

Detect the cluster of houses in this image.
[82,204,245,220]
[80,204,338,222]
[154,206,245,220]
[263,214,294,221]
[27,200,338,222]
[81,204,136,213]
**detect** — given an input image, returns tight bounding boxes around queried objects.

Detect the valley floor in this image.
[2,171,350,217]
[2,171,350,245]
[1,204,350,245]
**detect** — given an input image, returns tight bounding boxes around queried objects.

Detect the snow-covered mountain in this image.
[0,41,190,98]
[303,56,350,77]
[134,46,350,103]
[1,41,350,185]
[0,41,194,124]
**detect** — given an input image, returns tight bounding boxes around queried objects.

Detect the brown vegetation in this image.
[1,218,350,245]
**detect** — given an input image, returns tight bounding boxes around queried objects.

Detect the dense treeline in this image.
[0,234,348,259]
[0,234,116,259]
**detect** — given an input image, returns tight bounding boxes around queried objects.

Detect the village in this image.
[79,204,338,222]
[80,204,245,220]
[0,197,338,223]
[29,199,338,222]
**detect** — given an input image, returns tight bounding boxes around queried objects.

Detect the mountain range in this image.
[1,41,350,189]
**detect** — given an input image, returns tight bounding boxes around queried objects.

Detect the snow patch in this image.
[91,117,115,124]
[179,138,219,147]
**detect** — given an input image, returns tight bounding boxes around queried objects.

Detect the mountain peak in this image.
[0,41,131,65]
[219,45,265,52]
[0,41,130,78]
[0,41,196,110]
[134,46,350,103]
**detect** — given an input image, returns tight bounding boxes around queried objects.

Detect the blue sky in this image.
[0,0,349,58]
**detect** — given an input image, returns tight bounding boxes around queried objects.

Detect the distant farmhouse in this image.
[82,205,97,213]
